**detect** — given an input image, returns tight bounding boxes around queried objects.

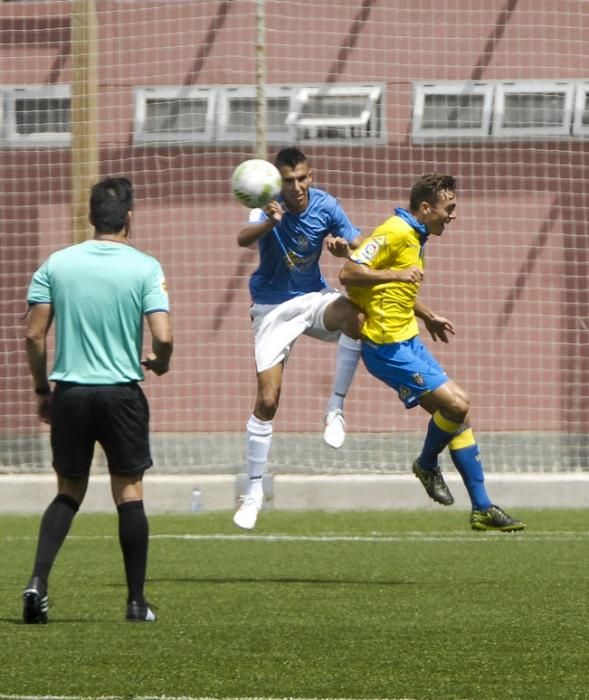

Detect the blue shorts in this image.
[362,335,448,408]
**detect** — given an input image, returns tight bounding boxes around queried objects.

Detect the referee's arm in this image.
[143,311,173,376]
[25,302,53,423]
[25,303,53,394]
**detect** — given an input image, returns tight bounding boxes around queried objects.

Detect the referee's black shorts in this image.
[50,382,153,478]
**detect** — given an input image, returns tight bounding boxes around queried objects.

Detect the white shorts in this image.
[251,289,343,372]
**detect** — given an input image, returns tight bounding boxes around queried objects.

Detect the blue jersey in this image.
[27,240,169,384]
[248,187,359,304]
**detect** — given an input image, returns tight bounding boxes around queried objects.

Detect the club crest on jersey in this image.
[297,235,309,252]
[412,372,425,386]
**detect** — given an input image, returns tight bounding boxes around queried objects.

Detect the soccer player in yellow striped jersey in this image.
[340,173,525,532]
[347,213,424,345]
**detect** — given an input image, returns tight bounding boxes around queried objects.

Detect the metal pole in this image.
[71,0,99,243]
[255,0,267,159]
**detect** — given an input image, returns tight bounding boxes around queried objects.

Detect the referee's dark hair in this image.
[89,177,134,234]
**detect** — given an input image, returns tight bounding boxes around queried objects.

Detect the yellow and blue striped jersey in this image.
[347,210,424,344]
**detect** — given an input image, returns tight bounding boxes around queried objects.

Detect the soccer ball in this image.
[231,158,282,209]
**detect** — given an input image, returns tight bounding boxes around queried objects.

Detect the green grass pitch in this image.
[0,509,587,700]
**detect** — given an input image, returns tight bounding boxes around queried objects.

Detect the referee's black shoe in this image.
[23,576,48,624]
[412,458,455,506]
[126,600,156,622]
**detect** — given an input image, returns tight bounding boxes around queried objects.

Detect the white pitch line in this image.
[0,695,416,700]
[3,531,589,543]
[148,531,589,543]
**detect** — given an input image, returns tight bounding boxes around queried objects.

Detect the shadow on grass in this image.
[1,617,106,624]
[146,576,414,585]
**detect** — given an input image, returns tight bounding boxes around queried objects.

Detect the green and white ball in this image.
[231,159,282,209]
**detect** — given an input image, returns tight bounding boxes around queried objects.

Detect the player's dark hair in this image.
[89,176,134,233]
[274,146,307,169]
[409,173,456,211]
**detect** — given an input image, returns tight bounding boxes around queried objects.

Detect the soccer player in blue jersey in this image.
[233,146,364,529]
[22,177,173,623]
[339,173,525,531]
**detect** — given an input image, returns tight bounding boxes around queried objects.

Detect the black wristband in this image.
[34,386,51,396]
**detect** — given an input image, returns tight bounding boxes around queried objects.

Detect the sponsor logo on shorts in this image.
[399,386,411,400]
[412,372,425,386]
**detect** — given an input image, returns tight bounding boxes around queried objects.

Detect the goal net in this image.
[1,0,588,476]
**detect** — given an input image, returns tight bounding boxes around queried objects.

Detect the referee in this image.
[22,176,173,623]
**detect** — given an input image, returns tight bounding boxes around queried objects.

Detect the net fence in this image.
[1,0,588,475]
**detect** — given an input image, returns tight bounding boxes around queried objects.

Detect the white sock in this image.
[245,414,273,500]
[325,334,362,414]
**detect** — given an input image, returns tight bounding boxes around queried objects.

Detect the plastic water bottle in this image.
[191,487,203,513]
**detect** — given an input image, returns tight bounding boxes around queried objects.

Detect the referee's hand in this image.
[35,393,52,424]
[141,354,170,376]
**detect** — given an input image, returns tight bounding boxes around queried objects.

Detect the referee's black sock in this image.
[117,500,149,605]
[31,493,80,588]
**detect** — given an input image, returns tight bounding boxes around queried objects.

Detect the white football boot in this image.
[323,408,346,449]
[233,494,262,530]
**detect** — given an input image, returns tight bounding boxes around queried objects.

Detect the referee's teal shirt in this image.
[27,240,169,384]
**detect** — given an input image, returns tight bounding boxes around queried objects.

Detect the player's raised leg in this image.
[411,380,469,505]
[323,333,362,448]
[322,297,364,448]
